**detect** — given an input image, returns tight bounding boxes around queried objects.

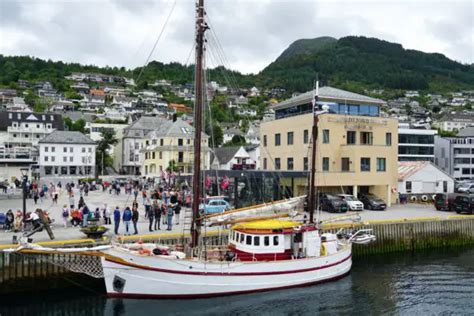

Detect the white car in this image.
[338,194,364,211]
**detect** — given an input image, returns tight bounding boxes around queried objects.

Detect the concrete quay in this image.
[0,187,466,246]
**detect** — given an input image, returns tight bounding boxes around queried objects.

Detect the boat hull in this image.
[102,246,352,298]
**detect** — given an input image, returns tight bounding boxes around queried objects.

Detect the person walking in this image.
[33,189,39,205]
[153,200,161,230]
[103,203,111,225]
[166,204,174,231]
[113,206,121,234]
[81,204,90,228]
[132,206,139,235]
[122,207,132,236]
[69,193,75,209]
[147,202,155,232]
[61,204,69,228]
[144,197,151,219]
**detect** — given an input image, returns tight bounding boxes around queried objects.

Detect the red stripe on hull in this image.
[105,254,351,276]
[106,270,351,299]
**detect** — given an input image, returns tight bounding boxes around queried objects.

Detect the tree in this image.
[205,122,223,148]
[95,129,118,176]
[65,91,83,100]
[166,160,179,172]
[64,118,87,133]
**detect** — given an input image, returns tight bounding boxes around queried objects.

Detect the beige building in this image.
[142,118,210,176]
[260,86,398,205]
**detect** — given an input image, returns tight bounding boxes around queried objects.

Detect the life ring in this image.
[391,187,397,193]
[320,243,327,256]
[410,196,418,202]
[421,195,429,202]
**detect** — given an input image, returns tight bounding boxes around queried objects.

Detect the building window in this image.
[275,158,281,170]
[70,156,73,162]
[88,147,92,153]
[70,147,73,152]
[341,158,350,172]
[187,139,190,145]
[159,152,162,159]
[287,132,294,145]
[45,166,52,175]
[322,129,330,143]
[386,133,392,146]
[178,139,183,146]
[13,134,16,138]
[361,157,371,171]
[376,158,386,172]
[360,132,373,145]
[275,133,281,146]
[263,158,267,169]
[152,139,157,145]
[51,156,55,162]
[45,156,49,162]
[51,147,55,152]
[406,181,412,193]
[82,147,86,153]
[24,134,28,138]
[63,147,67,153]
[322,157,329,171]
[152,152,156,159]
[45,147,49,152]
[303,130,309,144]
[303,157,308,171]
[347,131,356,145]
[263,135,267,147]
[443,181,448,193]
[25,124,29,128]
[178,152,184,163]
[287,157,294,170]
[63,157,67,162]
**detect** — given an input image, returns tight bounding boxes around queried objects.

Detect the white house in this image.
[397,161,455,195]
[211,146,255,170]
[38,131,97,178]
[223,128,244,144]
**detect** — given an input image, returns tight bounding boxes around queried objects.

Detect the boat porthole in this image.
[189,266,193,269]
[113,275,126,293]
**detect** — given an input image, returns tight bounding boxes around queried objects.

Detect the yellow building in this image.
[260,86,398,205]
[142,118,210,176]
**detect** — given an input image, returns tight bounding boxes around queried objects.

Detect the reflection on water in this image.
[2,247,474,316]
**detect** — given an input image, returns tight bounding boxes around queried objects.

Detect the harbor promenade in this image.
[0,187,463,245]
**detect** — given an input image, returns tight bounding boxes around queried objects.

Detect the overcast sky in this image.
[0,0,472,74]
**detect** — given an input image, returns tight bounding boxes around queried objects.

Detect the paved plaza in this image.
[0,187,462,245]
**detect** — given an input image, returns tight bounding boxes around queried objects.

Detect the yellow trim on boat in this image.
[232,219,301,230]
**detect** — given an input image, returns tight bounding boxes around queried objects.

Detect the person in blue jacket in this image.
[122,206,132,236]
[113,206,121,234]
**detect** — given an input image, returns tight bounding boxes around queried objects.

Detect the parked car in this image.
[359,194,387,210]
[199,198,231,215]
[457,182,474,193]
[337,194,364,211]
[319,194,348,213]
[434,193,459,211]
[453,194,474,214]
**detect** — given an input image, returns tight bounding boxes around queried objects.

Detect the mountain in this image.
[275,36,337,62]
[0,36,473,95]
[257,36,474,93]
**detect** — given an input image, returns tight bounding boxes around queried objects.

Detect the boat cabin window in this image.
[246,235,252,245]
[274,236,279,246]
[254,236,260,246]
[264,236,270,246]
[240,233,244,243]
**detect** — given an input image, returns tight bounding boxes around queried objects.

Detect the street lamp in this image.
[20,167,29,227]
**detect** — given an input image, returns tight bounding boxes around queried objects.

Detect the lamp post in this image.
[20,167,29,228]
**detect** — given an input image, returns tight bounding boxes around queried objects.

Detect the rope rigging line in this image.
[134,0,177,84]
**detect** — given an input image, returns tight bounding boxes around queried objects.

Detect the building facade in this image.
[434,113,474,132]
[142,118,210,176]
[260,86,398,205]
[435,135,474,181]
[397,161,454,195]
[38,131,96,178]
[398,126,437,162]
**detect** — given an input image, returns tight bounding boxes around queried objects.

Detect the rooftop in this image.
[39,131,96,145]
[212,146,242,165]
[273,86,385,110]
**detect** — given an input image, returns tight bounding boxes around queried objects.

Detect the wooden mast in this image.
[191,0,206,248]
[308,81,319,224]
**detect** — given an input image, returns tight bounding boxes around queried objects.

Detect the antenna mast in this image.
[308,81,319,224]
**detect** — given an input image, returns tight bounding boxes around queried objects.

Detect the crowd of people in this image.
[1,178,192,236]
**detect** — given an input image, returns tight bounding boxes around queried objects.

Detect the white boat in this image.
[101,220,353,298]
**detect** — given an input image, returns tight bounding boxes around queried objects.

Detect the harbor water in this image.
[2,246,474,315]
